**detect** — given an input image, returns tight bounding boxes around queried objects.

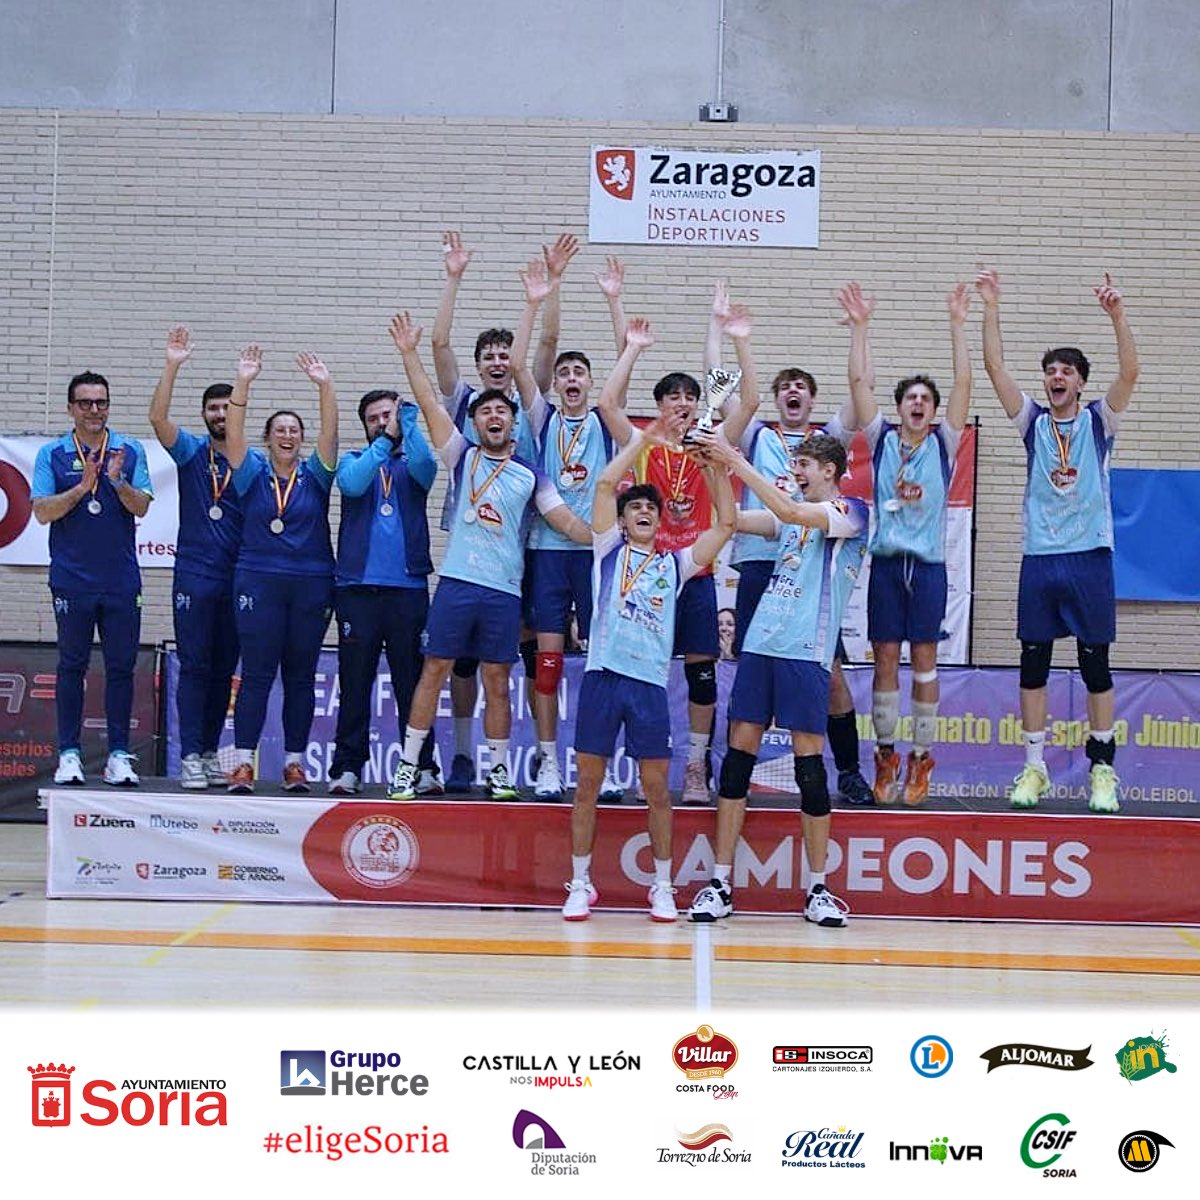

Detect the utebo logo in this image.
[281,1051,326,1095]
[657,1124,751,1166]
[890,1136,982,1164]
[1119,1130,1174,1173]
[910,1035,953,1078]
[1115,1031,1177,1083]
[280,1048,428,1097]
[1021,1112,1078,1177]
[982,1043,1093,1073]
[512,1109,596,1176]
[773,1046,872,1073]
[782,1125,866,1168]
[27,1062,226,1127]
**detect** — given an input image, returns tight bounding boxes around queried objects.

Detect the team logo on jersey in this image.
[595,149,635,200]
[895,479,924,503]
[773,473,794,493]
[559,462,589,490]
[477,501,503,529]
[666,494,695,521]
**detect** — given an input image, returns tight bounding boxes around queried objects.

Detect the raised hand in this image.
[711,279,731,319]
[389,312,423,354]
[1093,271,1124,318]
[104,445,126,485]
[296,352,331,386]
[974,267,1001,305]
[836,281,876,326]
[236,345,263,383]
[543,233,579,280]
[624,316,654,351]
[165,325,193,368]
[595,255,624,297]
[947,282,971,324]
[519,256,555,305]
[721,301,753,340]
[441,230,472,279]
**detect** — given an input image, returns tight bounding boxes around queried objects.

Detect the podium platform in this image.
[42,779,1200,925]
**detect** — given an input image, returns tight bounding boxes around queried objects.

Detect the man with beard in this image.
[709,286,873,808]
[976,268,1138,813]
[149,326,244,788]
[385,311,591,800]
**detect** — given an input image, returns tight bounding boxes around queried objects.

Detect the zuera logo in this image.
[29,1063,74,1126]
[595,149,635,200]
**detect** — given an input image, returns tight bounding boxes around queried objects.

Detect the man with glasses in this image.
[32,371,154,786]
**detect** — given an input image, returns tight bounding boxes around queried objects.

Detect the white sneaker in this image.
[53,749,85,786]
[328,771,361,795]
[485,762,519,800]
[1010,762,1052,808]
[648,881,678,922]
[681,759,711,805]
[200,752,226,785]
[688,880,733,922]
[387,761,417,801]
[1088,763,1120,813]
[534,755,565,800]
[103,751,140,788]
[562,879,592,921]
[180,753,208,790]
[415,766,445,796]
[804,885,850,928]
[598,767,624,801]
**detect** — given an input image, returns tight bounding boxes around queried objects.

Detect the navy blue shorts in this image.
[732,558,772,656]
[530,548,594,640]
[867,553,947,645]
[1018,549,1115,644]
[424,577,521,663]
[673,573,719,658]
[728,652,829,735]
[574,669,671,761]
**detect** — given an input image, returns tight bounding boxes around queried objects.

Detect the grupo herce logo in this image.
[1021,1112,1078,1177]
[910,1035,953,1078]
[281,1048,428,1097]
[340,813,420,888]
[1119,1130,1174,1173]
[1115,1030,1177,1083]
[281,1051,326,1095]
[28,1062,227,1127]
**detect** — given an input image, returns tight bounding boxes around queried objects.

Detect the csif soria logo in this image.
[28,1062,227,1127]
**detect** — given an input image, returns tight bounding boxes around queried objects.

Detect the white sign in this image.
[589,145,821,247]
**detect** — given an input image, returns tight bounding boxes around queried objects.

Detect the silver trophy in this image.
[685,366,742,444]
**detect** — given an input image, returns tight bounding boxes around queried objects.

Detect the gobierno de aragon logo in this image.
[28,1062,227,1127]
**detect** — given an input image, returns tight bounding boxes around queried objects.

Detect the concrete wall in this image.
[1,109,1198,668]
[3,1,1200,132]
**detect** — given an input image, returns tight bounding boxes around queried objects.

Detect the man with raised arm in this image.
[837,281,972,806]
[385,310,591,801]
[976,268,1138,813]
[563,319,735,922]
[709,284,873,808]
[148,326,243,789]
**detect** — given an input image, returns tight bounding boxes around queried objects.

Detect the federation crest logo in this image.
[340,813,420,889]
[594,149,635,200]
[29,1063,74,1126]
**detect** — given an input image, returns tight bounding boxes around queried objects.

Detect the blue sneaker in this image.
[446,753,474,792]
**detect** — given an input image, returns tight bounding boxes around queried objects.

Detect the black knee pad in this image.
[1077,641,1113,693]
[1019,641,1053,690]
[519,638,538,679]
[685,659,717,707]
[452,657,480,679]
[795,754,831,817]
[719,747,757,800]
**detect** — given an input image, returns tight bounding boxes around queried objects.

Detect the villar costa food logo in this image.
[29,1062,227,1126]
[673,1025,737,1079]
[595,149,635,200]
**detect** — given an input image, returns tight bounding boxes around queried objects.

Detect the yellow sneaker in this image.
[1088,764,1120,813]
[1010,763,1051,808]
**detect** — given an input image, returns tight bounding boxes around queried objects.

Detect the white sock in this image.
[688,732,707,764]
[487,738,510,771]
[235,748,254,767]
[713,863,732,887]
[872,689,901,746]
[912,700,938,756]
[809,870,827,892]
[1024,730,1046,768]
[284,751,302,766]
[402,724,426,765]
[539,740,557,763]
[572,854,592,882]
[654,858,672,885]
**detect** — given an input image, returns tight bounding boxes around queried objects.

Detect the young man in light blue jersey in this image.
[33,371,153,787]
[687,430,869,928]
[148,326,243,790]
[838,281,973,807]
[386,311,591,801]
[562,318,736,922]
[977,268,1139,813]
[708,283,873,808]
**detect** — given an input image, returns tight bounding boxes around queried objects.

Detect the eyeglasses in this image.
[73,398,110,410]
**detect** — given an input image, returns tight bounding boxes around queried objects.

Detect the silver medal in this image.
[883,498,902,512]
[269,517,285,534]
[87,498,102,515]
[209,504,224,521]
[379,502,394,517]
[462,507,478,525]
[559,469,575,490]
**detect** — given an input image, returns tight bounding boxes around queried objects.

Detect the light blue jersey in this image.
[743,499,869,669]
[731,420,809,566]
[437,430,563,597]
[864,413,960,563]
[1017,395,1117,555]
[528,407,613,552]
[586,525,700,686]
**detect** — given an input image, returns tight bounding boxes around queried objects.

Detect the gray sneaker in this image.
[180,753,208,790]
[328,771,361,795]
[201,752,226,785]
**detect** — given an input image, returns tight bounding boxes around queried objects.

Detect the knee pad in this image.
[1019,641,1053,690]
[911,668,938,685]
[1077,642,1113,693]
[795,754,831,817]
[718,747,757,800]
[535,650,564,696]
[519,638,538,680]
[452,656,479,679]
[684,659,717,707]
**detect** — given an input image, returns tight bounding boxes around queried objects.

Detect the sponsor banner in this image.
[0,435,180,568]
[44,789,1200,923]
[0,641,157,820]
[589,145,820,248]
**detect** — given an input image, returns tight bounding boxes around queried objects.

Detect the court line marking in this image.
[2,925,1199,976]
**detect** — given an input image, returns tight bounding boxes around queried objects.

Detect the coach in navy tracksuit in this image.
[328,391,439,794]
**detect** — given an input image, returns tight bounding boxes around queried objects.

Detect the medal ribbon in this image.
[894,434,927,497]
[73,429,109,503]
[1049,418,1073,476]
[619,544,655,599]
[557,414,588,472]
[270,465,299,524]
[467,447,510,510]
[773,426,806,478]
[662,447,694,502]
[208,443,232,506]
[378,466,393,503]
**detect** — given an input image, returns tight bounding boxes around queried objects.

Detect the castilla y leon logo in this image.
[982,1042,1093,1073]
[594,149,635,200]
[1021,1112,1078,1177]
[28,1063,227,1127]
[910,1034,953,1078]
[1115,1030,1177,1083]
[1119,1130,1174,1173]
[673,1025,738,1080]
[340,813,420,889]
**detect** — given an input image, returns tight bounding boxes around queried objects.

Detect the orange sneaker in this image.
[282,762,310,793]
[227,762,254,794]
[903,751,935,806]
[873,747,901,805]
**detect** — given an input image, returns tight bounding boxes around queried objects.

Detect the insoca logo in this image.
[673,1025,738,1080]
[1116,1031,1177,1083]
[340,814,419,889]
[28,1062,227,1127]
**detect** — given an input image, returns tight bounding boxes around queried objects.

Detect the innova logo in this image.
[672,1025,738,1079]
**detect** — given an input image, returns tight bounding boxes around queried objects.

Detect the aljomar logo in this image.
[981,1043,1093,1073]
[673,1025,738,1096]
[1115,1031,1177,1083]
